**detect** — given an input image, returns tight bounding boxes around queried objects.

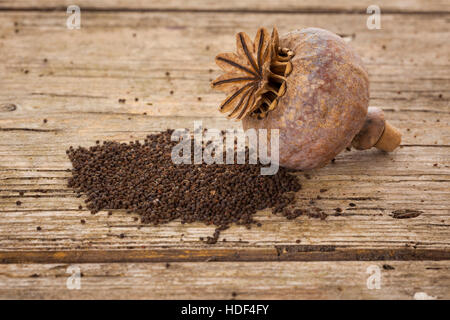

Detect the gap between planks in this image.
[0,0,449,14]
[1,247,450,264]
[0,7,449,15]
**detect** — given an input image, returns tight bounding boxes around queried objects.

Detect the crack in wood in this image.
[383,108,450,114]
[0,128,61,133]
[31,92,108,99]
[0,7,448,15]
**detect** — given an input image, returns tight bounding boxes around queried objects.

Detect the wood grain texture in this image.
[0,10,448,257]
[0,0,448,299]
[0,261,448,299]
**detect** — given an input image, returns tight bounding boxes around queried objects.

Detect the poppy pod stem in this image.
[352,107,402,152]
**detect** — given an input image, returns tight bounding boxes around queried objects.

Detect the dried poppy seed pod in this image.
[211,27,402,170]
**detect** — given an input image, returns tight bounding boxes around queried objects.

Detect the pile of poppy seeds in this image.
[67,129,307,243]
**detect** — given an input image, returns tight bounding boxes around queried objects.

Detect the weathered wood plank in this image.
[1,12,448,122]
[0,261,448,299]
[0,10,448,262]
[1,168,448,252]
[0,0,448,13]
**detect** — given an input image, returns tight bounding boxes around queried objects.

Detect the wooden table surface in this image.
[0,0,449,299]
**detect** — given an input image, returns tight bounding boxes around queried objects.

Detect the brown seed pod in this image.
[212,27,401,170]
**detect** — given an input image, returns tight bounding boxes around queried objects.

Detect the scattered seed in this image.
[307,208,327,220]
[281,208,304,220]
